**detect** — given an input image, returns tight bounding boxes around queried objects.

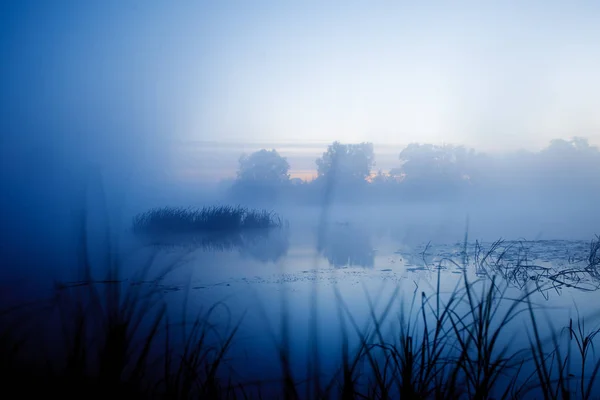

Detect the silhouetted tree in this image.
[540,137,599,161]
[231,149,290,204]
[399,144,468,182]
[236,149,290,184]
[315,141,375,183]
[535,137,600,189]
[397,143,475,199]
[220,137,600,206]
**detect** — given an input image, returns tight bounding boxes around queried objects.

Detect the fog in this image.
[4,3,600,397]
[2,2,600,265]
[3,133,600,284]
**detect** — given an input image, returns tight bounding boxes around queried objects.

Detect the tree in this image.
[540,137,598,158]
[394,143,478,200]
[315,141,375,183]
[236,149,290,185]
[398,143,473,185]
[536,137,600,187]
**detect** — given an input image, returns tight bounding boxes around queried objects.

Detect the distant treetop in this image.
[236,149,290,185]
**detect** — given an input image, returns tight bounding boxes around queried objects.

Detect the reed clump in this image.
[132,206,282,235]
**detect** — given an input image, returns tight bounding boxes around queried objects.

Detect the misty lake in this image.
[3,203,600,397]
[99,205,599,390]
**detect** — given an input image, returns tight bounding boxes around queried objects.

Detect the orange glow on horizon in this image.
[289,169,317,182]
[173,168,318,183]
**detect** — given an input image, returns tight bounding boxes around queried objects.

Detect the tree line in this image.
[227,137,600,204]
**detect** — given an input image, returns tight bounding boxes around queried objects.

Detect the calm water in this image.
[4,205,600,394]
[118,219,600,388]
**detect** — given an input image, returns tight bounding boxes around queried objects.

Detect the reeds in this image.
[1,202,243,398]
[3,221,600,398]
[132,206,282,235]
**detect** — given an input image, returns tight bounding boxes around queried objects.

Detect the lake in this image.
[3,204,600,397]
[116,206,600,396]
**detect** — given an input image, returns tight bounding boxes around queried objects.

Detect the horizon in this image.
[168,136,600,183]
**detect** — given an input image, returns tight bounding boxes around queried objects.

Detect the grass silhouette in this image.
[3,205,600,398]
[132,206,282,236]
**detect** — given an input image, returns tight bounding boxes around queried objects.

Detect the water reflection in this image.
[317,224,375,268]
[239,229,290,263]
[137,227,290,263]
[135,222,600,296]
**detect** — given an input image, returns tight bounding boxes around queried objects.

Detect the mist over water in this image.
[3,2,600,397]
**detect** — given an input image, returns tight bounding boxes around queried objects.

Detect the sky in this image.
[2,1,600,182]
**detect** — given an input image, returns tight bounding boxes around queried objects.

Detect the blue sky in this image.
[2,1,600,181]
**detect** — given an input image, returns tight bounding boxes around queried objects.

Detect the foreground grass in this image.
[3,234,600,399]
[132,206,282,236]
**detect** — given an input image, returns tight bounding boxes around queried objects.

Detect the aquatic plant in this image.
[4,211,600,398]
[132,206,282,236]
[1,203,242,398]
